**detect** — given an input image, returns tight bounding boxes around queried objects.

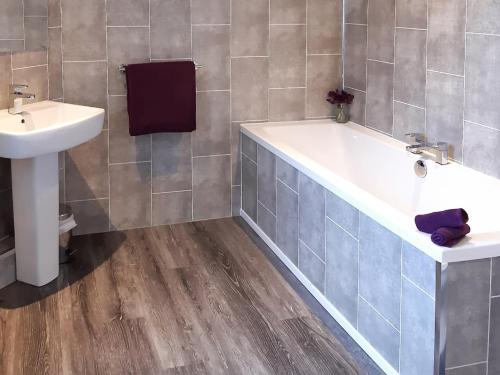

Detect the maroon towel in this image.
[125,61,196,136]
[415,208,469,234]
[431,225,471,247]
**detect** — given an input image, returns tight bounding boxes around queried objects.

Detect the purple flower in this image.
[326,89,354,105]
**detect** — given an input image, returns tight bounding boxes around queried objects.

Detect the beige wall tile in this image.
[109,95,151,164]
[0,54,12,109]
[69,199,110,235]
[11,50,47,69]
[65,131,109,201]
[192,0,230,25]
[48,28,63,99]
[12,65,49,102]
[24,0,48,16]
[270,0,306,24]
[193,155,231,220]
[110,162,151,230]
[62,0,107,60]
[107,0,149,26]
[48,0,61,27]
[24,17,49,51]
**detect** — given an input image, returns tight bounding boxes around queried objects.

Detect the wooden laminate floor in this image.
[0,218,369,375]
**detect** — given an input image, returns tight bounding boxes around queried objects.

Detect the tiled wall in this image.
[0,50,49,250]
[241,133,500,374]
[0,0,48,52]
[344,0,500,179]
[43,0,342,234]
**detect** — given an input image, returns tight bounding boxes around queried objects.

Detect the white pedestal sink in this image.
[0,101,105,286]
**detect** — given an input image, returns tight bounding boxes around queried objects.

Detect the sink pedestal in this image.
[11,153,59,286]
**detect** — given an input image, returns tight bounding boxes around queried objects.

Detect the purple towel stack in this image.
[415,209,470,247]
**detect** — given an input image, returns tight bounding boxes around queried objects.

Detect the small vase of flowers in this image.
[327,89,354,123]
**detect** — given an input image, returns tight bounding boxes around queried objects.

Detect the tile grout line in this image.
[359,294,401,334]
[486,258,493,374]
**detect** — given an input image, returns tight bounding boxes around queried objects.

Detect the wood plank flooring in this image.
[0,218,370,374]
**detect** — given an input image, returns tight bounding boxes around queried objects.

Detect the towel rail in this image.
[119,61,203,73]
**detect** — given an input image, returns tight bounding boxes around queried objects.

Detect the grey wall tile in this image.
[270,0,306,24]
[467,0,500,34]
[269,88,305,122]
[11,66,48,102]
[107,0,149,26]
[400,278,435,375]
[299,173,325,260]
[427,0,466,75]
[488,297,500,374]
[62,0,107,61]
[493,257,500,297]
[306,55,342,118]
[445,259,491,368]
[65,132,109,201]
[258,203,277,242]
[0,54,12,109]
[299,240,325,293]
[24,16,48,51]
[152,133,192,193]
[11,50,47,68]
[232,57,269,121]
[402,241,436,298]
[192,25,230,91]
[257,145,276,214]
[242,154,257,221]
[346,0,367,24]
[426,71,464,161]
[344,24,367,92]
[277,181,299,265]
[48,28,63,100]
[326,191,359,238]
[277,158,298,192]
[24,0,48,16]
[192,91,231,157]
[366,60,394,134]
[232,185,241,217]
[192,0,230,25]
[465,33,500,131]
[367,0,395,62]
[445,363,487,375]
[270,25,306,88]
[358,297,400,370]
[242,134,257,162]
[394,28,426,108]
[231,123,242,185]
[326,218,358,326]
[152,191,192,225]
[150,0,191,59]
[0,41,24,53]
[69,199,110,235]
[307,0,342,54]
[109,95,151,164]
[48,0,61,27]
[393,102,425,142]
[359,213,402,329]
[396,0,428,28]
[0,0,24,39]
[231,0,269,57]
[107,26,150,95]
[63,62,108,127]
[110,163,151,230]
[193,155,231,220]
[463,122,500,180]
[344,88,366,126]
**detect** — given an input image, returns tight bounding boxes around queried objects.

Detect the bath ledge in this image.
[241,119,500,264]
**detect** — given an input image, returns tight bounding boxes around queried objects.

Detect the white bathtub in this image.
[241,119,500,263]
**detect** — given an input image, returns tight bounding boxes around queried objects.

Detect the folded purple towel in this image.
[431,225,470,247]
[415,209,469,234]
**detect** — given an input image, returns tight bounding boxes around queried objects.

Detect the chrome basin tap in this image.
[9,84,36,115]
[405,133,449,165]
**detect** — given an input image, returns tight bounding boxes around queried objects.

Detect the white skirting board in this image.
[240,210,399,375]
[0,249,16,289]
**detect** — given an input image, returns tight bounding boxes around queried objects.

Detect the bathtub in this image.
[241,119,500,263]
[240,119,500,375]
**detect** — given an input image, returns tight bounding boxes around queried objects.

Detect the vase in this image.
[335,104,350,123]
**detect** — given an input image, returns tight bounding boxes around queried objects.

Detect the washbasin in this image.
[0,100,105,287]
[0,101,104,159]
